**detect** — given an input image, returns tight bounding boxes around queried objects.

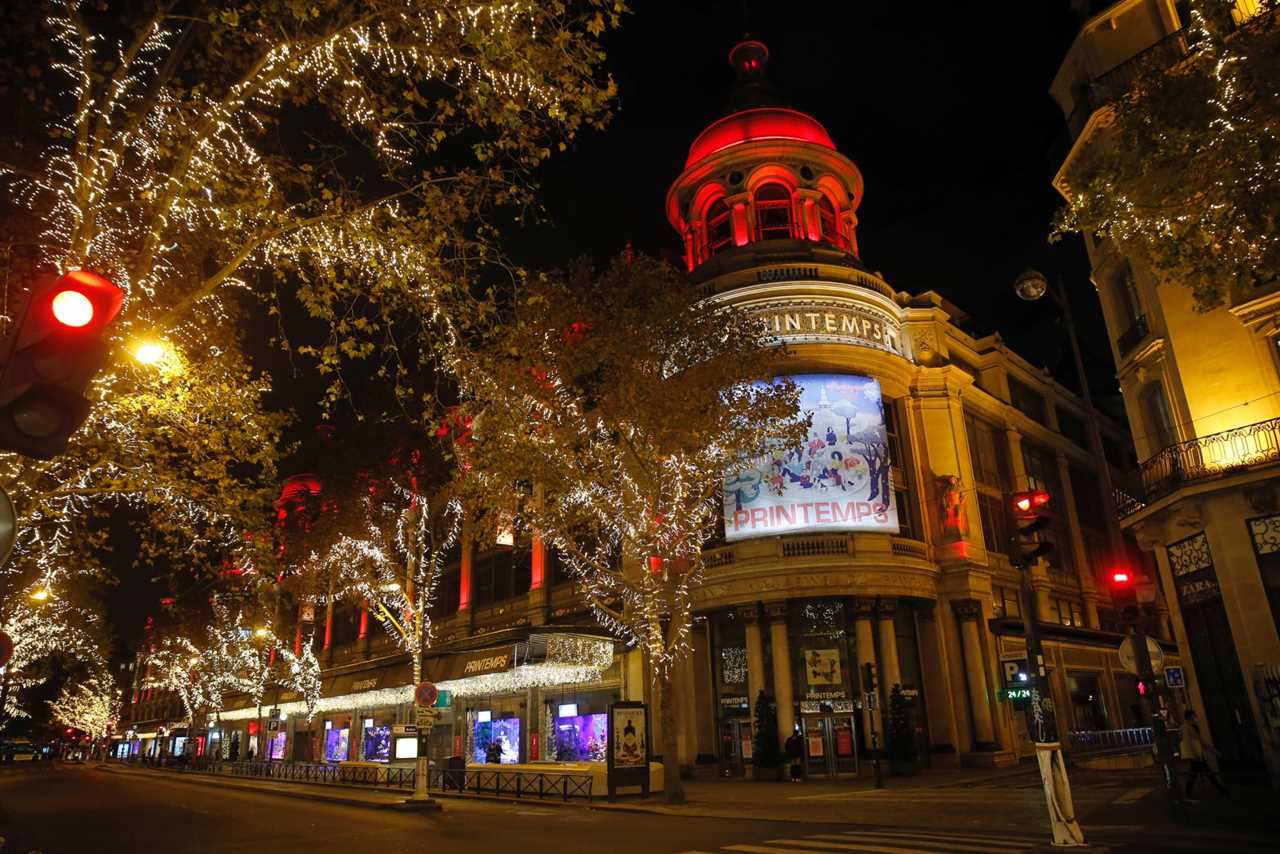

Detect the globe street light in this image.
[1014,268,1050,302]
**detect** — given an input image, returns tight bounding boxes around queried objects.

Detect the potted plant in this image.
[886,684,920,775]
[751,690,784,782]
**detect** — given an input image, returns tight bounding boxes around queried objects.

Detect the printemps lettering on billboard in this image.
[723,374,898,540]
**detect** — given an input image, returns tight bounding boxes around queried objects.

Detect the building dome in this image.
[667,40,864,276]
[685,107,836,170]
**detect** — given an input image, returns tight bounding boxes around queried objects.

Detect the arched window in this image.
[754,183,793,241]
[817,195,844,248]
[705,198,732,257]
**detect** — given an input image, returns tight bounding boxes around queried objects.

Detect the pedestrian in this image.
[246,747,255,762]
[785,727,804,782]
[485,739,503,764]
[1181,710,1228,800]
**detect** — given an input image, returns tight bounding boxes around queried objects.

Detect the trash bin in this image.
[445,756,466,791]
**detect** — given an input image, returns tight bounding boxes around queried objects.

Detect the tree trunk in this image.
[659,667,685,804]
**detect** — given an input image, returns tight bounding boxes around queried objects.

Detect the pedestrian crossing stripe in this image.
[695,827,1038,854]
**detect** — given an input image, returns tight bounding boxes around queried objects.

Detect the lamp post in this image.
[1013,269,1128,610]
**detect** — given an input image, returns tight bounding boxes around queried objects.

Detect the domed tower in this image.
[667,41,866,281]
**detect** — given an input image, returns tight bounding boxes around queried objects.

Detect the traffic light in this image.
[863,661,879,693]
[1008,489,1054,569]
[1109,567,1141,622]
[0,271,124,458]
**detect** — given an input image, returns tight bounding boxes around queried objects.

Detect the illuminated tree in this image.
[1052,1,1279,310]
[50,674,120,753]
[463,255,806,802]
[287,427,467,686]
[0,598,108,724]
[0,1,621,705]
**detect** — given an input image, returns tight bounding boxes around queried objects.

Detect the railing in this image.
[117,757,593,801]
[1068,727,1153,757]
[781,536,849,558]
[1138,417,1280,503]
[1116,315,1150,357]
[1091,28,1191,103]
[427,767,593,801]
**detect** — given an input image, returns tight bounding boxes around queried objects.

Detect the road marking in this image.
[821,831,1031,850]
[1113,786,1151,804]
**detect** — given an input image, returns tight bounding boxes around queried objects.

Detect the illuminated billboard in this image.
[723,374,898,541]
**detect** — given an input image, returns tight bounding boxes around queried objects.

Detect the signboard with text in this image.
[724,374,898,541]
[607,701,650,801]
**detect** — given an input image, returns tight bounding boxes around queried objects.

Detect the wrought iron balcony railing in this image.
[1091,28,1191,103]
[1127,417,1280,511]
[1116,314,1150,357]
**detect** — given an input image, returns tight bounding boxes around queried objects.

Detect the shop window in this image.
[472,715,521,764]
[324,717,350,762]
[706,197,733,256]
[817,195,844,248]
[268,731,286,760]
[1067,672,1108,731]
[754,183,793,240]
[363,722,391,762]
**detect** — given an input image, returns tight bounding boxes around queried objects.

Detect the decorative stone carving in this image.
[951,598,984,623]
[937,474,967,540]
[1131,520,1165,552]
[851,597,877,621]
[736,603,760,623]
[763,600,790,620]
[876,597,898,619]
[690,566,939,608]
[1171,499,1203,531]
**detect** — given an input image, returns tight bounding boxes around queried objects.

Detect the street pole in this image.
[1021,568,1086,847]
[1128,623,1186,819]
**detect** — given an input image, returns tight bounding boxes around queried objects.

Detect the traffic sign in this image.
[415,681,439,708]
[1165,666,1185,688]
[415,707,437,728]
[0,629,13,669]
[1118,635,1165,675]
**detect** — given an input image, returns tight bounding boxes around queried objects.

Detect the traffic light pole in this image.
[1019,568,1086,847]
[1127,623,1186,819]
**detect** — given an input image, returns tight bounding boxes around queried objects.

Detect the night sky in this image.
[514,1,1118,406]
[102,2,1128,659]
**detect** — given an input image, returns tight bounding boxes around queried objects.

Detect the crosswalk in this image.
[675,827,1042,854]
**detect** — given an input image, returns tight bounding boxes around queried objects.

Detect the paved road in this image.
[0,764,1272,854]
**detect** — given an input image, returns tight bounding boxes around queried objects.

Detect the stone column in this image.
[915,601,959,765]
[952,598,997,749]
[876,598,903,693]
[765,601,795,748]
[852,598,881,749]
[1056,452,1101,628]
[740,605,766,713]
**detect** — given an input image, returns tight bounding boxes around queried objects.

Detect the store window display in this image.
[324,716,351,762]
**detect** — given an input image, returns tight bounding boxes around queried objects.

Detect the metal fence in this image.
[1068,727,1153,756]
[428,767,593,801]
[117,757,593,801]
[1139,416,1280,502]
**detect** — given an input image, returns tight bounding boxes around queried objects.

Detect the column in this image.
[528,484,549,625]
[1056,452,1101,628]
[876,598,902,692]
[457,514,474,634]
[765,601,795,748]
[740,605,766,712]
[692,619,716,756]
[915,601,960,765]
[852,598,881,749]
[952,599,997,749]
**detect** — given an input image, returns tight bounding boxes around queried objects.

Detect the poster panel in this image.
[724,374,899,540]
[611,707,647,768]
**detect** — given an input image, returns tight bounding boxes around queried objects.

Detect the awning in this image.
[425,634,616,698]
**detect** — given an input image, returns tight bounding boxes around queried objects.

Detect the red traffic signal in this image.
[0,270,125,458]
[1110,570,1132,586]
[1011,489,1050,518]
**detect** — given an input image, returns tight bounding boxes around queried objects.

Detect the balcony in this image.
[1091,27,1191,104]
[1118,417,1280,515]
[1115,314,1150,358]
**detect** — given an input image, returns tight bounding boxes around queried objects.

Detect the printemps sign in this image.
[724,374,899,540]
[745,299,906,357]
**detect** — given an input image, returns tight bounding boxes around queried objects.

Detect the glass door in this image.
[803,716,858,776]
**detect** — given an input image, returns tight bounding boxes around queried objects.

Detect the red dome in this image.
[685,107,835,169]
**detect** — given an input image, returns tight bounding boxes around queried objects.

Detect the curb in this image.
[98,764,414,811]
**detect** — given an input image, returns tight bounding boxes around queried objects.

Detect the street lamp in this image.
[1014,269,1050,302]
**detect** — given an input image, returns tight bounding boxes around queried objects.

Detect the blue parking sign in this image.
[1165,666,1185,688]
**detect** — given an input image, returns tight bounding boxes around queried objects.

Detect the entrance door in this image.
[803,716,858,776]
[718,719,752,777]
